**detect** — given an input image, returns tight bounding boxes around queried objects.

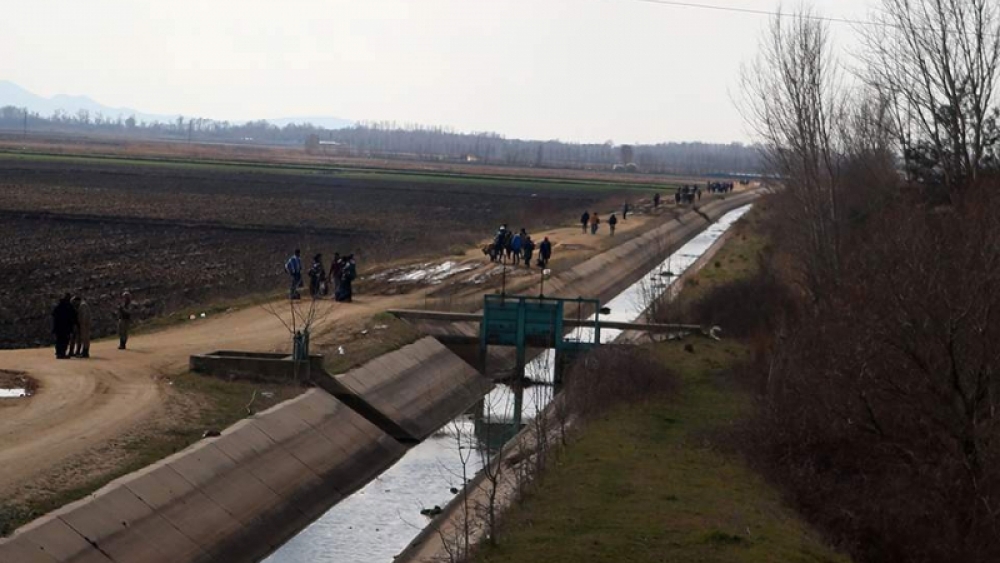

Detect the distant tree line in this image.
[0,106,761,175]
[321,122,761,174]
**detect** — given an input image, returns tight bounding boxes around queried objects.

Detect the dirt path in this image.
[0,198,678,500]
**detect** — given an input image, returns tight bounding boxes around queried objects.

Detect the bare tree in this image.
[741,8,847,302]
[860,0,1000,195]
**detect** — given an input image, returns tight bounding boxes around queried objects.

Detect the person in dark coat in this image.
[52,293,77,359]
[522,235,535,268]
[118,291,134,350]
[622,203,629,220]
[336,255,357,302]
[328,252,343,296]
[308,254,324,298]
[608,213,618,235]
[539,237,553,268]
[580,211,590,234]
[653,193,661,208]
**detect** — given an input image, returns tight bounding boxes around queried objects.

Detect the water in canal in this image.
[264,204,752,563]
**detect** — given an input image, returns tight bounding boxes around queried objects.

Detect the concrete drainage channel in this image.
[265,204,754,563]
[0,193,757,563]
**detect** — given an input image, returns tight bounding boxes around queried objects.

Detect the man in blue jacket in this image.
[285,249,303,300]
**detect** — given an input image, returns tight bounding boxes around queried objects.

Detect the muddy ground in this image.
[0,157,627,348]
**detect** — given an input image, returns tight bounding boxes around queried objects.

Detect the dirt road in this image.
[0,203,670,501]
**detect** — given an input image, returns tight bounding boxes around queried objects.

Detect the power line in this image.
[622,0,878,27]
[618,0,1000,37]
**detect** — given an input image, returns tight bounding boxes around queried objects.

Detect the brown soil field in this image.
[0,156,634,348]
[0,132,711,186]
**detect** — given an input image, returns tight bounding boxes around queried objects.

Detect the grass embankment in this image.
[0,374,302,536]
[473,208,848,563]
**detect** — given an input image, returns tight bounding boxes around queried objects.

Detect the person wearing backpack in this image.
[285,249,302,300]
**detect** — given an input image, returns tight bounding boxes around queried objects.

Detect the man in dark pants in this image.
[580,211,590,233]
[52,293,76,359]
[539,237,552,268]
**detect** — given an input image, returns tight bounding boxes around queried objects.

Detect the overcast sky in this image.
[1,0,874,144]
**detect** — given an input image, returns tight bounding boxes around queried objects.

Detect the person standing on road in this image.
[329,252,343,296]
[622,203,629,221]
[73,295,92,358]
[654,193,661,208]
[68,297,81,358]
[580,211,590,234]
[117,291,134,350]
[539,237,552,268]
[590,213,600,235]
[522,235,535,269]
[336,254,357,302]
[308,253,325,298]
[52,293,77,360]
[608,213,618,236]
[285,249,303,300]
[510,231,523,266]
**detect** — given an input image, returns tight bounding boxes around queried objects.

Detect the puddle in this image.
[264,204,753,563]
[0,370,36,400]
[376,261,481,285]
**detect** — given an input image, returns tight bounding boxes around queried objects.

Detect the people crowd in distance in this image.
[285,249,357,302]
[50,290,131,359]
[48,188,739,360]
[485,224,552,269]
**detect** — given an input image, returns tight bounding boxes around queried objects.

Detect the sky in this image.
[1,0,875,144]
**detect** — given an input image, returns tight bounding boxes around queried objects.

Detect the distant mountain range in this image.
[0,80,353,130]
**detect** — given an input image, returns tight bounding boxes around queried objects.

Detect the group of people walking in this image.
[676,185,701,204]
[488,225,553,269]
[707,181,735,193]
[285,249,357,302]
[50,291,133,359]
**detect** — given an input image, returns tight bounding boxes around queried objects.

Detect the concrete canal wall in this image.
[0,191,760,563]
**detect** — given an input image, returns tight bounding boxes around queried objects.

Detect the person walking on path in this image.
[493,226,507,263]
[308,253,325,298]
[580,211,590,234]
[522,235,535,268]
[539,237,552,269]
[285,249,303,300]
[608,213,618,236]
[623,203,629,220]
[654,193,661,208]
[329,252,343,296]
[117,291,134,350]
[510,231,523,266]
[73,295,92,358]
[336,255,357,302]
[590,213,600,235]
[52,293,76,360]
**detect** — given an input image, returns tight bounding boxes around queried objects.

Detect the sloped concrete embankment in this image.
[0,339,491,563]
[0,192,758,563]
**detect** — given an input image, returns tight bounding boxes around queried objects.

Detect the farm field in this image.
[0,154,651,348]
